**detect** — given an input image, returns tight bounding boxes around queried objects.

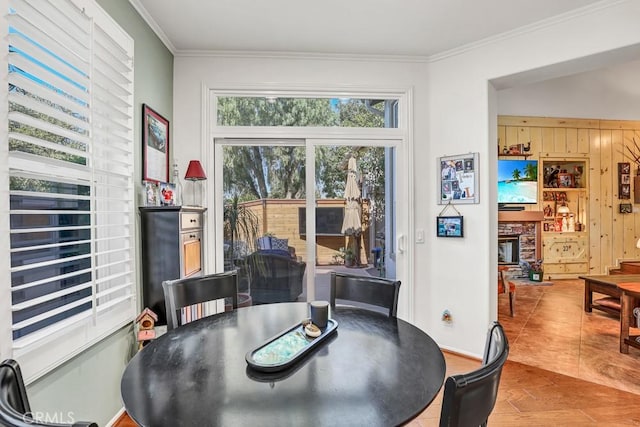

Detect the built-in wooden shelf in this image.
[498,153,532,158]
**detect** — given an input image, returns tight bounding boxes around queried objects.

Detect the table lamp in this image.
[184,160,207,206]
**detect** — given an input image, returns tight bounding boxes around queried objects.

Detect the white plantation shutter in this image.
[6,0,135,381]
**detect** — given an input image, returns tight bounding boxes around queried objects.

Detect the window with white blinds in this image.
[6,0,135,379]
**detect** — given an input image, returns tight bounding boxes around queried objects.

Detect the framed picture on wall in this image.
[618,162,631,200]
[438,152,479,204]
[142,104,170,183]
[436,216,464,238]
[620,203,632,214]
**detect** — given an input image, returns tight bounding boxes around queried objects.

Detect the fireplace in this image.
[498,236,519,265]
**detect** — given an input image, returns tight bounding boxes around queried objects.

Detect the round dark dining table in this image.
[121,302,446,427]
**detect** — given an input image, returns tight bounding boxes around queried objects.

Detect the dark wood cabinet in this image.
[139,206,205,325]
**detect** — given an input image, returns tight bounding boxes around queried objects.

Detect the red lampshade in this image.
[184,160,207,181]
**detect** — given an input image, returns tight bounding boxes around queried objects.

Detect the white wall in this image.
[173,0,640,357]
[498,60,640,120]
[424,0,640,354]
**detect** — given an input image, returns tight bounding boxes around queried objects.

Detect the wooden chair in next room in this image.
[498,266,515,317]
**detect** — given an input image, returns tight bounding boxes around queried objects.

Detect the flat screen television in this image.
[497,159,538,205]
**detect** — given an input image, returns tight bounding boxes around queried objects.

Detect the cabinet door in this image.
[543,234,588,264]
[183,239,202,277]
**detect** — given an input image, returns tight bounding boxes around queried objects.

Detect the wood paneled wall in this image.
[499,116,640,275]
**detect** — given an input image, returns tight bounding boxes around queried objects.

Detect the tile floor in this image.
[498,278,640,395]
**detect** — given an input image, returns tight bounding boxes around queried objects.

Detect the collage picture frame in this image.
[438,152,479,204]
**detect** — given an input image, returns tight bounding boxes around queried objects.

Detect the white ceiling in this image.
[132,0,606,57]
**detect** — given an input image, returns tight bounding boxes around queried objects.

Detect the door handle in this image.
[397,234,405,254]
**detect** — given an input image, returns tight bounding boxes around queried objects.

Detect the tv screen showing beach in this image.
[497,159,538,204]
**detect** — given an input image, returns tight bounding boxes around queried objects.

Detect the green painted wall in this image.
[28,327,136,425]
[27,1,173,425]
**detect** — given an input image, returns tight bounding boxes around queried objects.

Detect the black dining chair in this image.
[0,359,97,427]
[330,272,401,317]
[439,321,509,427]
[163,271,239,330]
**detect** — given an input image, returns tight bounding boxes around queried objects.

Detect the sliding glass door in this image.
[214,138,403,311]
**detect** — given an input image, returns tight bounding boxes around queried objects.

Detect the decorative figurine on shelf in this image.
[568,214,576,232]
[172,162,183,206]
[573,165,583,188]
[136,307,158,350]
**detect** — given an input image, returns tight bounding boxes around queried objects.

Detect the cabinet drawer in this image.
[181,212,202,230]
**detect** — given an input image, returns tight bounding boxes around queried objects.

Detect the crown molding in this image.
[173,49,429,63]
[128,0,176,54]
[428,0,626,63]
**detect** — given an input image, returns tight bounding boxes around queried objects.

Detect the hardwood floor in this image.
[117,280,640,426]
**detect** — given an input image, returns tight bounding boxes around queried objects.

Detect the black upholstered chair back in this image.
[163,271,239,330]
[0,359,30,426]
[482,321,507,366]
[439,321,509,427]
[0,359,97,427]
[330,272,401,317]
[244,252,306,304]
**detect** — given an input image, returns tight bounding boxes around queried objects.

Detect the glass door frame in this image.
[205,87,414,321]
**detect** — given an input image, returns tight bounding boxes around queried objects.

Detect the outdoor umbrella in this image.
[341,156,362,265]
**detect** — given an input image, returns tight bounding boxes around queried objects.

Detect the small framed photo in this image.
[159,182,176,206]
[436,216,464,238]
[620,203,632,214]
[144,181,158,206]
[619,162,631,174]
[557,173,574,188]
[621,184,631,199]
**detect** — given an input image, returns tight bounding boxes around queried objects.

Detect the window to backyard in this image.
[4,0,135,381]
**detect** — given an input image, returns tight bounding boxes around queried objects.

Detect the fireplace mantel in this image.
[498,211,544,222]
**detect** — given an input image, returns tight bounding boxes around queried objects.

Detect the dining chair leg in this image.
[508,281,516,317]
